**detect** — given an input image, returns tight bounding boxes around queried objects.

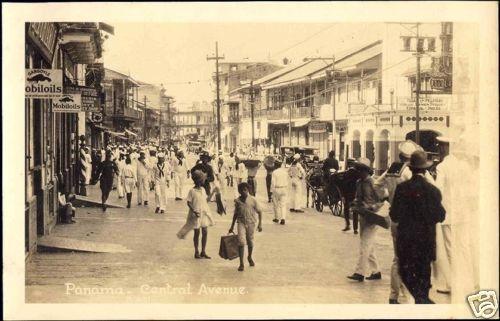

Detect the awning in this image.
[125,129,138,137]
[293,119,310,128]
[107,130,127,138]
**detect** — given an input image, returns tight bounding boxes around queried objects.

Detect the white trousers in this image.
[272,187,288,220]
[137,176,149,203]
[116,175,125,198]
[355,218,379,276]
[155,182,168,210]
[173,173,184,199]
[433,223,452,291]
[290,178,302,210]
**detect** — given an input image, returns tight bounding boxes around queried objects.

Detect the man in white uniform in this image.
[271,159,288,225]
[136,151,151,206]
[434,135,468,296]
[152,153,171,214]
[289,154,306,213]
[172,151,189,200]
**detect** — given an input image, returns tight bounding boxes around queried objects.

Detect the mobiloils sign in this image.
[52,94,82,112]
[25,69,63,98]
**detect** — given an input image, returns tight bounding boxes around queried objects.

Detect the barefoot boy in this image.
[229,182,263,271]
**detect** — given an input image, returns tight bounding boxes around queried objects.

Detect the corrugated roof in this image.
[104,68,140,86]
[262,40,383,89]
[262,59,331,89]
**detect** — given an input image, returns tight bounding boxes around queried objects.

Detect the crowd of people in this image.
[79,135,458,303]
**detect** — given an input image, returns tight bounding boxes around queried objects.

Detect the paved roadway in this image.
[26,154,450,304]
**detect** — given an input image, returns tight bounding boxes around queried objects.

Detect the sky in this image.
[102,23,385,108]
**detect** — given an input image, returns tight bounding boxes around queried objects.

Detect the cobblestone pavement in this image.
[26,158,450,304]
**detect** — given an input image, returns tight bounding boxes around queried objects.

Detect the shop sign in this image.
[309,122,327,134]
[25,69,63,98]
[65,85,100,112]
[364,116,376,124]
[377,116,392,125]
[398,96,450,111]
[52,94,82,112]
[91,112,103,123]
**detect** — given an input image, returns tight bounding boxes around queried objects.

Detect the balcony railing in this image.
[241,110,266,119]
[267,107,317,120]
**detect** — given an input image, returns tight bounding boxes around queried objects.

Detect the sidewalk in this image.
[26,168,450,304]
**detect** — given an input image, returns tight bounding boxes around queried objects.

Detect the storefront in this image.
[308,121,333,159]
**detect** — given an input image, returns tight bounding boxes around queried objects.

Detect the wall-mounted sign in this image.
[65,85,100,112]
[52,94,82,112]
[25,69,63,98]
[398,96,450,111]
[91,112,103,123]
[309,121,327,134]
[377,115,392,125]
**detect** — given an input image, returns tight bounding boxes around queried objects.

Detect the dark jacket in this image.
[96,160,119,191]
[322,157,339,175]
[389,174,446,261]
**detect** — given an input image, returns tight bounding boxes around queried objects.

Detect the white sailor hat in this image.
[398,140,423,158]
[157,152,165,158]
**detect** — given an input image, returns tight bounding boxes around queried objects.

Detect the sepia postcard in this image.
[2,2,498,320]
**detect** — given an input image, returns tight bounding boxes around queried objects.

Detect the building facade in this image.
[211,61,282,152]
[25,22,109,255]
[174,103,214,141]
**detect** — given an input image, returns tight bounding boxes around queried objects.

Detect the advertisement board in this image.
[52,94,82,112]
[25,69,63,98]
[65,85,100,112]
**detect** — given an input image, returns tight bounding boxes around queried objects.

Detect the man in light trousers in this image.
[153,153,170,214]
[289,154,306,213]
[271,159,288,225]
[136,152,151,206]
[348,157,384,282]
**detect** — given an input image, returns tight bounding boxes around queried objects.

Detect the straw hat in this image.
[398,140,424,158]
[409,150,433,169]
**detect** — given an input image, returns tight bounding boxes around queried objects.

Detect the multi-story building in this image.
[332,23,452,174]
[173,102,214,141]
[25,22,110,255]
[250,22,452,171]
[102,68,143,143]
[211,61,282,152]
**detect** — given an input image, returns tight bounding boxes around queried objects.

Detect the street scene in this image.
[18,12,493,315]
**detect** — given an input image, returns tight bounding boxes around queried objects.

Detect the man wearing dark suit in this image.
[389,150,446,304]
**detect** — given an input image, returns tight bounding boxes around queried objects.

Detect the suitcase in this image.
[219,234,240,260]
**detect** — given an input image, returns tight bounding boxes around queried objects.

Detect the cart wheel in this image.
[328,186,344,217]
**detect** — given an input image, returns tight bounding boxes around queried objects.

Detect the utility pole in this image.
[415,23,421,145]
[289,86,293,146]
[207,42,225,152]
[250,80,255,149]
[399,22,436,145]
[143,96,148,141]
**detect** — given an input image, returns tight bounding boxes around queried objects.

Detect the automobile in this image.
[27,73,52,82]
[279,145,319,165]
